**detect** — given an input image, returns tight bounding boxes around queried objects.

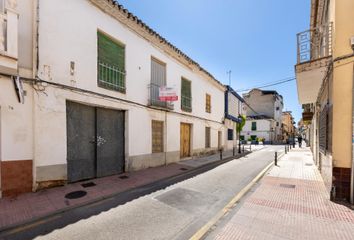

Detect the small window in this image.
[276,107,280,111]
[251,122,257,131]
[240,135,245,141]
[205,94,211,113]
[152,121,164,153]
[227,129,234,140]
[97,31,126,92]
[181,78,192,112]
[205,127,211,148]
[276,122,279,127]
[251,135,257,141]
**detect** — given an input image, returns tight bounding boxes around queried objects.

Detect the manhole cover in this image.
[81,182,96,188]
[305,163,313,166]
[119,175,129,179]
[65,190,87,199]
[280,184,296,189]
[180,168,188,171]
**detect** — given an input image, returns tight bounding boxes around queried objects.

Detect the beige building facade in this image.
[281,111,295,142]
[243,89,283,142]
[295,0,354,202]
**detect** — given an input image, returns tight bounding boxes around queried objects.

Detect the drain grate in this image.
[119,175,129,179]
[81,182,96,188]
[180,168,188,171]
[65,190,87,199]
[305,163,313,166]
[280,184,296,189]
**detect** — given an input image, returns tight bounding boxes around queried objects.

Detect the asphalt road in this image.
[2,145,284,240]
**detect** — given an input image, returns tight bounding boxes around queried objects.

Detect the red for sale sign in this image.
[159,86,178,101]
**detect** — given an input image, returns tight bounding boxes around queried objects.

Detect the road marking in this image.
[4,215,62,235]
[189,161,275,240]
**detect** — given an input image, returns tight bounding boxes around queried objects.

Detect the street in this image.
[5,145,284,240]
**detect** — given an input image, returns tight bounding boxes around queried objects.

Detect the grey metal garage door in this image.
[66,101,125,183]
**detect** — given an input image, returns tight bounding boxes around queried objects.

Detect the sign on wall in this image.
[159,86,178,101]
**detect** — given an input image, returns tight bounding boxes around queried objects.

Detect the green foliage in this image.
[236,115,246,133]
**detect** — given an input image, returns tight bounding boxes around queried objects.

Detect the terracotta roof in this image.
[94,0,225,89]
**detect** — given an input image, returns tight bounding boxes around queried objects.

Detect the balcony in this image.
[295,23,332,104]
[148,83,174,110]
[0,0,18,75]
[98,61,126,93]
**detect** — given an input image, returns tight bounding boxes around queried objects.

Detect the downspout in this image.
[351,62,354,204]
[31,0,39,191]
[33,0,40,77]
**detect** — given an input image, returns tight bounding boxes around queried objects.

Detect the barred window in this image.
[97,31,126,92]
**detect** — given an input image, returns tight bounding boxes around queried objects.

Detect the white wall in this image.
[0,78,33,161]
[29,0,226,171]
[241,119,274,141]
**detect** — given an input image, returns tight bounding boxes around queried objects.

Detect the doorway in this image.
[180,123,191,158]
[66,101,125,182]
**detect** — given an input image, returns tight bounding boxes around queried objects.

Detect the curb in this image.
[189,151,286,240]
[0,151,252,236]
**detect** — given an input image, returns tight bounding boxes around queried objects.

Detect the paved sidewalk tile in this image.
[213,147,354,240]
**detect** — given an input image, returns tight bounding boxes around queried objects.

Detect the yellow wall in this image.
[332,0,354,168]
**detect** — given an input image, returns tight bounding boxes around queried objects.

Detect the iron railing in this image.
[98,61,126,92]
[181,95,192,112]
[148,83,174,110]
[297,22,332,64]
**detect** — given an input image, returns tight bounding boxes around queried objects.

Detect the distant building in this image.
[282,111,295,142]
[243,89,283,142]
[240,115,276,143]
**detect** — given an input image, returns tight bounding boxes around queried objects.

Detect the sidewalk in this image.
[0,147,261,232]
[212,147,354,240]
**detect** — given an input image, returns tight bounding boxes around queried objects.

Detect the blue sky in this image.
[117,0,310,123]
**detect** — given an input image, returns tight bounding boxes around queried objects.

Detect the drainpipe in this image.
[351,63,354,205]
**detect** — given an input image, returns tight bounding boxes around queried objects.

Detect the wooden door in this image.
[180,123,191,158]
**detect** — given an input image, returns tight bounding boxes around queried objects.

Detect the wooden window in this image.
[97,31,126,92]
[205,94,211,113]
[181,78,192,112]
[152,120,164,153]
[251,122,257,131]
[227,129,234,140]
[205,127,211,148]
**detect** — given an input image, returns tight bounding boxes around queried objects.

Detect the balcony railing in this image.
[148,83,174,110]
[181,95,192,112]
[297,22,332,64]
[98,61,126,92]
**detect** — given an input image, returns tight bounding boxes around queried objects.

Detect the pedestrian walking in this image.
[298,135,303,148]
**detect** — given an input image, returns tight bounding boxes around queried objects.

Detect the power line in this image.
[236,77,296,92]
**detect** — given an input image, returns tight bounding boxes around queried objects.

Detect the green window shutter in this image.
[98,32,125,70]
[251,122,257,131]
[181,79,191,97]
[181,78,192,111]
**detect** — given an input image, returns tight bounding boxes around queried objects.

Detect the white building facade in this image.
[240,117,276,143]
[224,86,245,150]
[0,0,227,197]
